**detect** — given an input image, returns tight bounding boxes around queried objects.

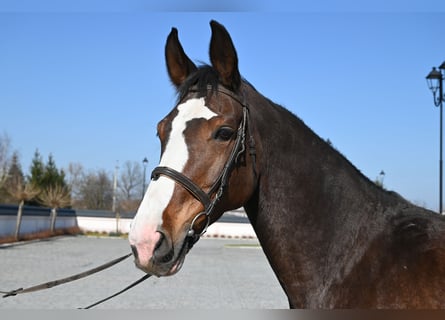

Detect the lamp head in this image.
[426,67,442,95]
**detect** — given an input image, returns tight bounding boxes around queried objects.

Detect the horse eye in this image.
[214,127,235,141]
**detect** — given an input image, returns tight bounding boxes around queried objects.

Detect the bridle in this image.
[151,85,256,245]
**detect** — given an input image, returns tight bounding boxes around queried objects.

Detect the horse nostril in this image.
[131,245,139,260]
[154,232,165,252]
[153,232,174,263]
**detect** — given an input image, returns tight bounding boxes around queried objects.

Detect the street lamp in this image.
[426,61,445,214]
[379,170,385,188]
[142,157,149,199]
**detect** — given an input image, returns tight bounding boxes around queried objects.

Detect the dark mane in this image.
[256,90,393,198]
[177,65,221,102]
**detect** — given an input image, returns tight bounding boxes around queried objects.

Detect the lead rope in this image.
[80,273,151,309]
[1,252,151,309]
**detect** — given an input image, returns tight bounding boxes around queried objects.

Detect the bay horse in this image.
[129,20,445,308]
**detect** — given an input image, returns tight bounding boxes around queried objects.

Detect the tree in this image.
[7,152,24,186]
[28,151,70,206]
[78,170,113,210]
[115,160,146,213]
[1,151,23,203]
[0,132,11,189]
[67,161,144,212]
[41,153,67,189]
[119,160,143,200]
[7,181,40,239]
[39,184,71,233]
[0,142,41,240]
[28,149,45,189]
[66,162,85,202]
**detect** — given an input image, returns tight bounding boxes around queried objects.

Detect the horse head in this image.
[129,21,258,276]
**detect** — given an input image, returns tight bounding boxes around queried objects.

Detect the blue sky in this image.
[1,2,445,211]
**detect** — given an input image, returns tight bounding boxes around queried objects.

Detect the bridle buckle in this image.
[187,211,210,238]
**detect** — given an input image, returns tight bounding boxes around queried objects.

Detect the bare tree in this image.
[119,161,143,200]
[118,198,141,213]
[78,170,113,210]
[39,185,71,233]
[66,161,144,212]
[66,162,85,201]
[116,161,144,213]
[8,182,40,240]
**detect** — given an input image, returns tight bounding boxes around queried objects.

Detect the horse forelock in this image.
[177,65,225,102]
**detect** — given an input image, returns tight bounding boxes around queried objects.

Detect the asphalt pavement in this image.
[0,236,288,309]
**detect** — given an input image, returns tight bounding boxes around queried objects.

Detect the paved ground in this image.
[0,236,288,309]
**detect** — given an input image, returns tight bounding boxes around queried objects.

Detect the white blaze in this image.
[129,98,216,254]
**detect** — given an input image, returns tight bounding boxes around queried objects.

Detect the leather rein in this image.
[151,85,256,245]
[1,252,149,309]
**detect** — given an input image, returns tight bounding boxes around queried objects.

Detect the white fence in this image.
[75,209,256,239]
[0,215,77,237]
[0,205,77,237]
[0,205,256,239]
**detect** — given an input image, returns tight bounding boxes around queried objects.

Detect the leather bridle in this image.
[151,85,256,245]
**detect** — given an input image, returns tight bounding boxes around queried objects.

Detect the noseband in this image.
[151,85,256,245]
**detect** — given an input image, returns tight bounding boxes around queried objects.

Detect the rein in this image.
[151,85,256,244]
[1,252,151,309]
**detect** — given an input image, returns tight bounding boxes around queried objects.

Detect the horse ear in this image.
[165,27,197,87]
[209,20,241,91]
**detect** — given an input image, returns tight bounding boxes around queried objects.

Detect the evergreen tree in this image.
[1,151,25,203]
[41,153,66,189]
[7,151,24,187]
[28,149,44,188]
[27,150,70,207]
[0,151,25,203]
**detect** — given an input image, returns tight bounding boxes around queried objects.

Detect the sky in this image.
[1,1,445,211]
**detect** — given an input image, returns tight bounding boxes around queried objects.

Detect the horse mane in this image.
[177,65,399,202]
[256,86,402,201]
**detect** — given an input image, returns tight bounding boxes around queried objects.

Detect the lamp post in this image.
[112,161,119,214]
[142,157,148,199]
[112,161,119,233]
[379,170,385,188]
[426,61,445,214]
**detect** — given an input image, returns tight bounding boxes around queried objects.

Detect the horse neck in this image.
[243,89,409,306]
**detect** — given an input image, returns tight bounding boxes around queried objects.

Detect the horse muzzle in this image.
[130,230,191,277]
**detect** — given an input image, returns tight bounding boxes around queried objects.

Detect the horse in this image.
[129,20,445,308]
